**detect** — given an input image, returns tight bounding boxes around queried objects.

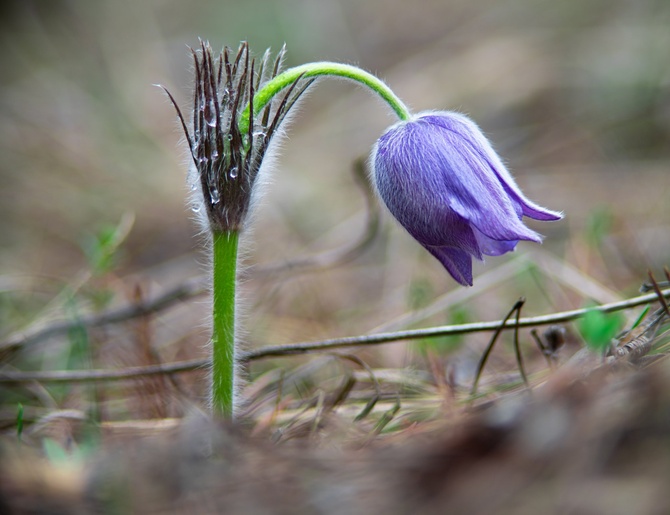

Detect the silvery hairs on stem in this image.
[163,41,313,233]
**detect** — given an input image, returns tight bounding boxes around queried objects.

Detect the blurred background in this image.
[1,0,669,418]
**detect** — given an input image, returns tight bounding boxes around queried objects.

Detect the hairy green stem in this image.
[211,230,239,417]
[239,62,411,134]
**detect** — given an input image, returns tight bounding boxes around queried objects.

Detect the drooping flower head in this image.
[371,111,562,286]
[163,41,312,233]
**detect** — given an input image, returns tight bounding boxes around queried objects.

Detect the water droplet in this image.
[210,187,220,205]
[226,134,233,141]
[191,205,201,213]
[253,131,266,140]
[189,182,197,192]
[198,156,209,166]
[211,148,219,160]
[204,103,216,127]
[229,167,238,179]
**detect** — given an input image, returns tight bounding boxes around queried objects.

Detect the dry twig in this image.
[2,288,669,384]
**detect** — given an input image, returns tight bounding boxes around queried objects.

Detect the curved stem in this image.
[211,230,239,418]
[239,62,411,134]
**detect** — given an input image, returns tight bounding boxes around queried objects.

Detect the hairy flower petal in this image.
[372,111,562,286]
[425,246,474,287]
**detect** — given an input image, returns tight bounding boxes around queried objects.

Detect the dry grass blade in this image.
[330,353,382,421]
[648,270,670,318]
[471,298,526,396]
[511,297,528,387]
[370,396,401,438]
[614,308,668,361]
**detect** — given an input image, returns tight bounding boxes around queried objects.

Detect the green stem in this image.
[239,62,411,134]
[211,230,239,417]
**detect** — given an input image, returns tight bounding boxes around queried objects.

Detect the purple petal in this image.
[472,226,519,256]
[498,181,563,221]
[423,112,562,222]
[425,246,473,286]
[413,114,544,243]
[373,134,484,259]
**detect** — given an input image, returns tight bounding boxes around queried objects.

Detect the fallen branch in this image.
[1,288,668,384]
[240,288,670,361]
[0,276,207,356]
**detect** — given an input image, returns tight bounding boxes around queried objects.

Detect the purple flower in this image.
[371,111,562,286]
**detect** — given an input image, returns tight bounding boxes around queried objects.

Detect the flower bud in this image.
[164,42,312,233]
[371,111,562,286]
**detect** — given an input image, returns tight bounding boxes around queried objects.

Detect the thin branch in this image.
[240,288,670,362]
[0,276,207,357]
[0,358,208,384]
[3,288,669,384]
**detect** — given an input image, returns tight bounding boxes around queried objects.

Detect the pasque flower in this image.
[165,41,562,415]
[371,111,562,286]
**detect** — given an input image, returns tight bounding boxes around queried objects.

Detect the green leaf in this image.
[16,403,24,441]
[42,438,70,463]
[585,206,613,249]
[81,214,133,276]
[630,305,650,330]
[408,278,434,311]
[578,306,623,351]
[416,307,470,357]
